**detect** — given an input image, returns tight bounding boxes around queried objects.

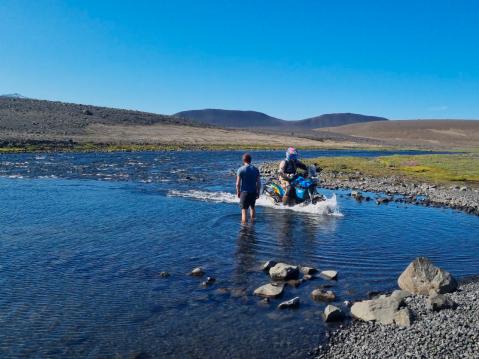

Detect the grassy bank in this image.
[304,154,479,185]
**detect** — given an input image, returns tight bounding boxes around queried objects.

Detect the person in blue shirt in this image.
[236,153,261,224]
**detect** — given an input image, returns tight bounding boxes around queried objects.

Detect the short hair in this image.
[242,153,252,163]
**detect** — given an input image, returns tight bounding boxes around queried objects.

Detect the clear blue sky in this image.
[1,0,478,120]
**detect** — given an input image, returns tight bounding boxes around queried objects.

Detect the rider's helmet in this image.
[285,147,298,161]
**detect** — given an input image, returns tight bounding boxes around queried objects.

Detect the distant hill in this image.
[0,97,365,148]
[294,113,388,129]
[0,93,29,99]
[174,109,387,129]
[174,109,286,128]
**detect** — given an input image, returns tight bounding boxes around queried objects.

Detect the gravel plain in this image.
[311,279,479,359]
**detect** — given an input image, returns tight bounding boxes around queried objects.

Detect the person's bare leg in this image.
[241,209,247,224]
[250,207,256,223]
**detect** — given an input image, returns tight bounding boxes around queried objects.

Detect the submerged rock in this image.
[287,279,303,288]
[215,287,230,296]
[300,266,318,275]
[376,197,391,205]
[324,305,343,322]
[258,297,270,306]
[254,283,285,298]
[351,190,364,200]
[269,263,299,281]
[190,267,205,277]
[398,257,458,295]
[278,296,300,309]
[320,270,338,280]
[230,287,247,298]
[311,289,336,302]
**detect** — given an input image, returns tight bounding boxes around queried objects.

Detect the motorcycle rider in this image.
[278,147,308,205]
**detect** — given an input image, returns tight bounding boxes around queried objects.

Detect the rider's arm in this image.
[296,160,308,171]
[278,160,290,180]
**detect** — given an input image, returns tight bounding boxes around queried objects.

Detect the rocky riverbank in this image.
[259,163,479,215]
[311,276,479,358]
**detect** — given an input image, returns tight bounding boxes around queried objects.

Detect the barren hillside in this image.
[0,97,369,149]
[320,120,479,149]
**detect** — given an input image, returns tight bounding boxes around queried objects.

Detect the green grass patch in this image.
[304,154,479,185]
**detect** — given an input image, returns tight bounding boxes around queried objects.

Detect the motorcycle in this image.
[263,165,325,206]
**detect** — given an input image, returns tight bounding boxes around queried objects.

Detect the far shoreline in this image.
[0,140,458,154]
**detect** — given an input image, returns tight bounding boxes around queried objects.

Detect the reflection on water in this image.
[0,150,478,358]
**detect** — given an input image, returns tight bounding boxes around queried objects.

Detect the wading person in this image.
[278,147,307,205]
[236,153,261,224]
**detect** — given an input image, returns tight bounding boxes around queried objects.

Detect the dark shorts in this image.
[239,192,257,209]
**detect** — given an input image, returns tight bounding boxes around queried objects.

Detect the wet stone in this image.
[159,271,170,278]
[190,267,205,277]
[278,297,300,309]
[269,263,300,281]
[320,270,338,280]
[254,283,285,298]
[324,305,343,322]
[262,260,277,272]
[311,289,336,302]
[202,276,216,287]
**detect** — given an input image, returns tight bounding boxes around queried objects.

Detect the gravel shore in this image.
[259,163,479,216]
[310,278,479,358]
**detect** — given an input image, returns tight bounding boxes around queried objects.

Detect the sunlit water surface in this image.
[0,150,478,358]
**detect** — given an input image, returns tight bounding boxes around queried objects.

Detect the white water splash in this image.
[167,190,342,216]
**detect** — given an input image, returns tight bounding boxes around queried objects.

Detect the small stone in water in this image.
[190,267,204,277]
[311,289,336,302]
[320,270,338,280]
[278,297,300,309]
[202,276,216,287]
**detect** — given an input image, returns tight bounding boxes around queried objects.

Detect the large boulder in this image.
[253,283,285,298]
[269,263,299,281]
[398,257,457,295]
[350,290,409,325]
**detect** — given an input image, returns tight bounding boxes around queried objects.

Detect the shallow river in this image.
[0,150,478,358]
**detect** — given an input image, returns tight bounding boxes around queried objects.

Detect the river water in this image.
[1,150,478,358]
